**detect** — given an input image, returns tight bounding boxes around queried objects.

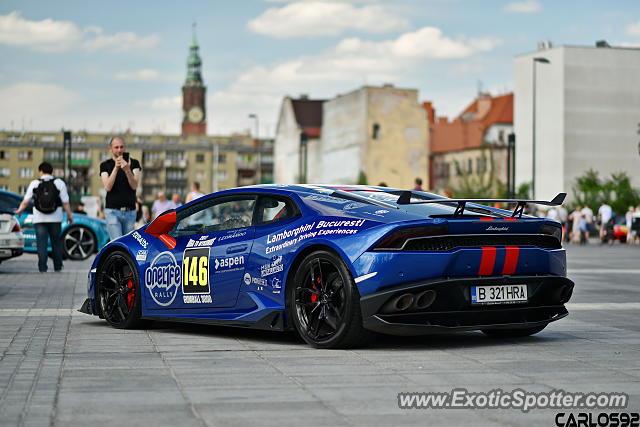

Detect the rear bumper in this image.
[0,247,24,259]
[360,275,574,336]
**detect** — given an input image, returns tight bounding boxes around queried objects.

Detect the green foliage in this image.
[515,182,531,199]
[572,169,640,215]
[357,171,367,185]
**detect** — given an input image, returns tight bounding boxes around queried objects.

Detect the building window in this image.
[7,135,20,142]
[99,152,111,161]
[72,135,86,143]
[19,168,33,178]
[40,135,56,142]
[0,151,8,160]
[196,154,205,163]
[18,151,32,161]
[71,150,89,160]
[217,154,226,163]
[0,185,8,191]
[133,136,150,143]
[467,159,473,175]
[18,185,28,193]
[0,168,9,177]
[372,123,380,139]
[166,151,185,162]
[195,170,205,181]
[53,168,64,177]
[216,170,227,180]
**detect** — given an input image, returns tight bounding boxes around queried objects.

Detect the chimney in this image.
[423,102,436,125]
[299,93,309,100]
[595,40,610,48]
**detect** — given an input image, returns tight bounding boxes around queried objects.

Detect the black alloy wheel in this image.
[63,226,96,260]
[97,252,144,329]
[288,250,370,348]
[481,325,547,338]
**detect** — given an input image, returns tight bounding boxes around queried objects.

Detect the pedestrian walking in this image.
[185,182,205,204]
[151,191,176,220]
[597,201,613,242]
[100,136,141,240]
[581,204,594,240]
[568,206,584,244]
[171,193,182,208]
[14,162,73,273]
[413,177,424,191]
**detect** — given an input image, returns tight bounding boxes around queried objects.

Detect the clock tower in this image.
[182,25,206,136]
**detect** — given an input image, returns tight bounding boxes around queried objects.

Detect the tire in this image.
[96,251,145,329]
[287,249,370,349]
[482,325,546,338]
[62,226,97,260]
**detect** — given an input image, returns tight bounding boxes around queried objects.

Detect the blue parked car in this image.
[0,190,110,260]
[79,184,574,348]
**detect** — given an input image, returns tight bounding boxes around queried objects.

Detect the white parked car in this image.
[0,211,24,263]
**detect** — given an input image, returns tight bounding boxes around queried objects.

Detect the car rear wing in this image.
[394,192,566,218]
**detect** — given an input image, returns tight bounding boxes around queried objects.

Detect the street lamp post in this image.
[532,57,550,199]
[248,113,261,184]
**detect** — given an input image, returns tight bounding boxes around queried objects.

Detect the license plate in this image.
[0,249,11,257]
[471,284,528,305]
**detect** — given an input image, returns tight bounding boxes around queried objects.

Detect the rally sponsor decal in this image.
[214,255,245,273]
[186,235,216,248]
[271,277,282,294]
[243,273,251,285]
[136,250,148,261]
[219,229,247,242]
[132,231,148,248]
[145,251,181,306]
[182,247,211,302]
[486,226,509,231]
[260,255,284,277]
[265,219,366,254]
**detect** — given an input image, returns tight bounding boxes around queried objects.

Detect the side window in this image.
[255,196,297,226]
[172,196,256,237]
[0,194,21,211]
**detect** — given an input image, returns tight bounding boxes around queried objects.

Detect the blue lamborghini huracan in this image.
[79,185,574,348]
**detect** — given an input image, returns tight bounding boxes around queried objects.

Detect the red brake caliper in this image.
[126,278,135,309]
[310,276,321,303]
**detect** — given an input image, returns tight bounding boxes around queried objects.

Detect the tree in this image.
[572,169,639,215]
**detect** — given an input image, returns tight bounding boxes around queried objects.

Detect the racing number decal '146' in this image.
[182,248,210,294]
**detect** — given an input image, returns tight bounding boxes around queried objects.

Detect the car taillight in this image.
[11,221,20,232]
[539,223,561,242]
[373,224,448,250]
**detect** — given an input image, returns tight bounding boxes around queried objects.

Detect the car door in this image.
[244,194,301,298]
[169,194,256,309]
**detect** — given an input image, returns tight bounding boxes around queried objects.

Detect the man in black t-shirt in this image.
[100,136,142,240]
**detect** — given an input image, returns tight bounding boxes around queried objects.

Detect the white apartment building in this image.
[514,42,640,203]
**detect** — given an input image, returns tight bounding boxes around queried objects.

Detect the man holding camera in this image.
[100,136,141,240]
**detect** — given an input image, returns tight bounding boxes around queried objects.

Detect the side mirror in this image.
[145,211,177,249]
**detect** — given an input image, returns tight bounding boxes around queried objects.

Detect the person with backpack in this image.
[14,162,73,273]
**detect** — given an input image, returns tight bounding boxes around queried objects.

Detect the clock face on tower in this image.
[187,106,204,123]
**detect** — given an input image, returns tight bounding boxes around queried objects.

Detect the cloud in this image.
[0,82,80,126]
[83,30,160,52]
[248,1,408,38]
[207,26,500,135]
[504,0,541,13]
[0,11,159,53]
[134,96,181,110]
[114,69,161,81]
[0,11,82,52]
[626,21,640,37]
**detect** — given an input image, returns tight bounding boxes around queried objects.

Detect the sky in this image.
[0,0,639,137]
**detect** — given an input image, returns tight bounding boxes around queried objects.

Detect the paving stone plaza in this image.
[0,245,639,426]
